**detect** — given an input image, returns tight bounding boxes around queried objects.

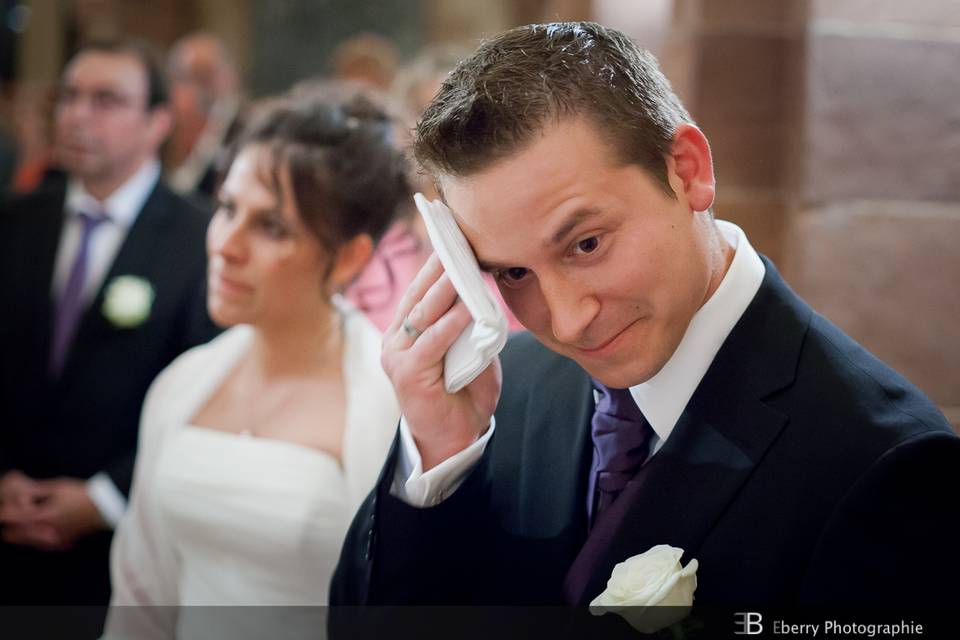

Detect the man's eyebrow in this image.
[547,208,603,247]
[474,208,605,272]
[476,258,506,273]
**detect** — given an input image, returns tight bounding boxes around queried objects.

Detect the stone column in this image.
[781,0,960,426]
[656,0,958,426]
[424,0,512,45]
[680,0,808,267]
[192,0,252,78]
[17,0,65,83]
[248,0,425,97]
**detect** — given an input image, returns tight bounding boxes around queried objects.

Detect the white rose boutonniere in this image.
[102,276,155,328]
[590,544,699,634]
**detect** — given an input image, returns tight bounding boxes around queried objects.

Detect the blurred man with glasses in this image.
[0,40,218,619]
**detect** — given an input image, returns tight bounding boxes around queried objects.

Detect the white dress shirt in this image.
[52,159,162,528]
[392,220,766,507]
[53,159,161,303]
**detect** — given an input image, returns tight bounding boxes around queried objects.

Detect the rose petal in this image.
[589,546,698,633]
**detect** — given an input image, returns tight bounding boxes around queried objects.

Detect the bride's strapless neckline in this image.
[155,423,351,606]
[182,423,343,468]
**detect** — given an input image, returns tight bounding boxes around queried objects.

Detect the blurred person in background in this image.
[165,31,242,199]
[0,119,15,194]
[0,39,218,620]
[8,81,61,193]
[331,31,399,92]
[105,91,406,638]
[0,80,16,193]
[344,45,522,331]
[393,44,470,129]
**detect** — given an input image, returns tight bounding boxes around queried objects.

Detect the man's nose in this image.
[539,274,599,345]
[58,96,93,122]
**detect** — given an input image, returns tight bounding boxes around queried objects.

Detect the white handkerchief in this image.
[413,193,509,393]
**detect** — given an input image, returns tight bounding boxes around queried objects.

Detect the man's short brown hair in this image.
[413,21,692,194]
[72,38,170,109]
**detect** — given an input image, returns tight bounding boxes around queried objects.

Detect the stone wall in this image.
[249,0,424,97]
[782,0,960,426]
[421,0,960,426]
[623,0,960,426]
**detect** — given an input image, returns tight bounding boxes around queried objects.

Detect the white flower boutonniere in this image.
[102,275,155,328]
[590,544,699,634]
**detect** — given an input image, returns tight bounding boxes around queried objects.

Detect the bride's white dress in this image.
[104,301,399,638]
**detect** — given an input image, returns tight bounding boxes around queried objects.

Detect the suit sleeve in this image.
[330,432,501,606]
[101,452,136,497]
[331,333,589,614]
[180,271,220,351]
[0,209,17,477]
[0,437,9,475]
[800,430,960,607]
[391,415,495,506]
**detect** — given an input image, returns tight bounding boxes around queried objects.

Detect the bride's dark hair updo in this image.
[224,87,411,281]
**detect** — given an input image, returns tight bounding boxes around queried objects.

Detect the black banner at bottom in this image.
[0,605,955,639]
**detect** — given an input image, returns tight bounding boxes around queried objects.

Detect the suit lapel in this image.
[58,182,174,384]
[493,336,595,537]
[18,187,69,382]
[565,262,812,605]
[517,367,594,533]
[565,386,787,604]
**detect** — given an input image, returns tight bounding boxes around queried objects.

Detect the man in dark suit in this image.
[0,39,218,609]
[331,21,959,623]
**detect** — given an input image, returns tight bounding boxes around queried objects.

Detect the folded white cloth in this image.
[414,193,508,392]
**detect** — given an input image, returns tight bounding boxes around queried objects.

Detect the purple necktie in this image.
[586,380,653,530]
[49,211,109,377]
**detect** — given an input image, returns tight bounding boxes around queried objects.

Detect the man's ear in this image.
[329,233,374,291]
[666,123,715,212]
[147,106,174,151]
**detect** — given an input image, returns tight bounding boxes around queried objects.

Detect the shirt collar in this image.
[65,158,161,228]
[628,220,766,443]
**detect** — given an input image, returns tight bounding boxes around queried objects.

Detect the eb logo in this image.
[735,612,763,635]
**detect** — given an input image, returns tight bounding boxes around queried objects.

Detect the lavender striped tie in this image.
[586,380,653,529]
[49,211,109,377]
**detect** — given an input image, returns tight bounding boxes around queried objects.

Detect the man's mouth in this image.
[572,320,640,358]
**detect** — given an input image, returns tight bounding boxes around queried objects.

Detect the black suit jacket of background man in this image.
[0,179,220,605]
[332,259,959,612]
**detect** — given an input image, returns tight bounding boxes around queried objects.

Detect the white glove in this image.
[413,193,509,393]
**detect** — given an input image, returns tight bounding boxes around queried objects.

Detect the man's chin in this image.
[558,348,657,389]
[59,158,101,178]
[582,363,657,389]
[529,330,664,387]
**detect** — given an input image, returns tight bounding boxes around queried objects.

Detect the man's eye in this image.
[497,267,529,286]
[575,236,600,254]
[58,88,79,104]
[92,92,122,109]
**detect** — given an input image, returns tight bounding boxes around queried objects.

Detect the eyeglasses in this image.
[57,87,146,113]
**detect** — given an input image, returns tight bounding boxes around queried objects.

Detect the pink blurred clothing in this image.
[347,222,523,332]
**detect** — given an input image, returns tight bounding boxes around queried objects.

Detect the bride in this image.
[104,91,408,637]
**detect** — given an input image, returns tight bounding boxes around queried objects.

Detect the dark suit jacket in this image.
[331,259,959,613]
[0,177,220,606]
